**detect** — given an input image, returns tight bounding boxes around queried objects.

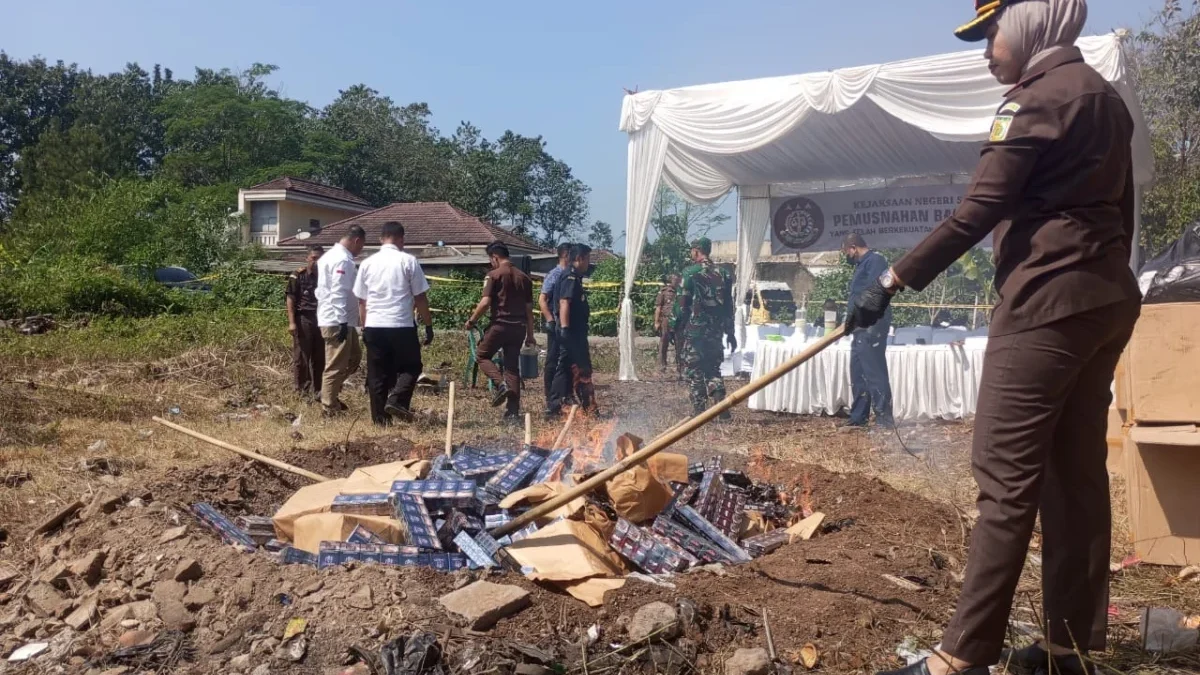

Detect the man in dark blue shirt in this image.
[843,234,894,429]
[539,243,572,409]
[549,244,595,417]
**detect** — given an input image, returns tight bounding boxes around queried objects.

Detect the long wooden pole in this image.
[524,413,532,446]
[152,416,330,482]
[491,326,846,537]
[444,381,456,457]
[550,404,579,451]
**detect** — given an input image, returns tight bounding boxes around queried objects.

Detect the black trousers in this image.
[362,327,422,426]
[543,325,560,405]
[941,299,1139,665]
[848,324,894,426]
[292,311,324,396]
[549,331,594,413]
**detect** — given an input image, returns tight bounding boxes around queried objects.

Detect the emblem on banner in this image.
[772,197,825,250]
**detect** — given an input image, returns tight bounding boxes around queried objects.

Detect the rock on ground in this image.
[438,581,531,630]
[725,647,772,675]
[158,600,196,632]
[172,558,203,582]
[628,601,680,643]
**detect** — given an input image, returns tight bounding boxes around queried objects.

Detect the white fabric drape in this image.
[748,339,987,421]
[619,34,1153,188]
[619,123,670,381]
[735,187,772,307]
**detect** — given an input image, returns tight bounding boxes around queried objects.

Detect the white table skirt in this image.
[747,338,987,421]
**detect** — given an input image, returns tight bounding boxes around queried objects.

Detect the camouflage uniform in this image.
[678,242,734,414]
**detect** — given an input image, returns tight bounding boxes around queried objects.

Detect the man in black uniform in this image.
[549,244,594,416]
[539,243,572,409]
[286,244,325,400]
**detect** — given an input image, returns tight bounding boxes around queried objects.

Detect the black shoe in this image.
[875,658,990,675]
[999,645,1095,675]
[384,403,415,423]
[501,412,521,426]
[490,385,511,408]
[543,409,562,421]
[717,409,732,422]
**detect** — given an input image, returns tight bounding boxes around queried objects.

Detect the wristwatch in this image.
[879,269,902,295]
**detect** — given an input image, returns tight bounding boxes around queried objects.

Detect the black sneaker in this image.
[490,385,511,408]
[501,412,522,426]
[384,403,415,423]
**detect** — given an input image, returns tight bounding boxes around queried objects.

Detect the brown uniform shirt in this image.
[656,286,677,320]
[285,267,320,314]
[893,47,1140,337]
[484,261,533,327]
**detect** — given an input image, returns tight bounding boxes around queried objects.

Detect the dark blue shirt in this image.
[541,265,566,324]
[847,250,892,330]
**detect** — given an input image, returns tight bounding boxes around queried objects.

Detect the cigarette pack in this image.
[317,541,345,569]
[191,503,259,550]
[346,524,387,545]
[610,518,687,574]
[693,457,726,521]
[687,462,706,482]
[331,493,393,516]
[431,469,465,481]
[452,450,516,478]
[429,454,449,473]
[279,546,317,567]
[390,480,477,511]
[234,515,276,544]
[651,515,731,565]
[721,469,753,489]
[449,553,468,570]
[508,522,539,544]
[708,489,747,541]
[661,482,699,517]
[263,539,288,553]
[393,492,442,550]
[531,448,572,485]
[485,448,547,496]
[674,505,753,563]
[454,530,497,568]
[742,529,789,557]
[645,529,700,567]
[474,487,501,508]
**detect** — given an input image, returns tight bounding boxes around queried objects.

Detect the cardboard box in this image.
[1124,425,1200,566]
[1107,406,1128,475]
[1127,303,1200,424]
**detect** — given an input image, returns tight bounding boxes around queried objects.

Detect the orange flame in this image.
[798,470,814,518]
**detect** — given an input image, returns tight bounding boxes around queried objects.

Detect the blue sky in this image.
[2,0,1161,243]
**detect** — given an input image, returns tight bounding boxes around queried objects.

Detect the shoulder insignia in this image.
[998,101,1021,115]
[989,115,1014,142]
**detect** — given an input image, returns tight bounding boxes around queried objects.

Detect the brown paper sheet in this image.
[272,479,346,541]
[498,482,586,524]
[340,460,429,495]
[615,434,688,484]
[291,513,405,554]
[506,519,625,582]
[558,577,626,607]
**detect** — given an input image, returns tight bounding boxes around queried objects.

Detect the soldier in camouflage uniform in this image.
[677,238,736,417]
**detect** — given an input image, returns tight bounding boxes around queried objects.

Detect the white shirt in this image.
[315,243,359,328]
[353,244,430,328]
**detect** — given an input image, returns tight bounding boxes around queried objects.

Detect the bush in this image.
[209,262,286,310]
[0,258,173,318]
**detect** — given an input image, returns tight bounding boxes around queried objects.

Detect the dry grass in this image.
[1,317,1198,673]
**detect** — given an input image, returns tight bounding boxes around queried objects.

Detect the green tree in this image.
[643,185,729,276]
[1135,0,1200,256]
[158,64,315,187]
[589,220,614,250]
[0,53,84,216]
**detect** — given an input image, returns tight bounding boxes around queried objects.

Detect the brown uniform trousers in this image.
[477,323,526,415]
[292,311,324,396]
[320,326,361,408]
[892,48,1142,665]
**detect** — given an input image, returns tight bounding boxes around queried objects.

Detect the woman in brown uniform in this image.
[849,2,1141,675]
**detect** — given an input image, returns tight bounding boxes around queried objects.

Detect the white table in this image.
[747,337,988,421]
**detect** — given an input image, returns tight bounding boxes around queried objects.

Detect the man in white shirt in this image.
[353,220,434,425]
[315,225,367,415]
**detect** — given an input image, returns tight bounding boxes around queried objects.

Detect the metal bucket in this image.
[519,345,539,379]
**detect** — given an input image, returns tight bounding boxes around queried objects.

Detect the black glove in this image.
[423,325,434,346]
[725,332,737,352]
[846,280,893,332]
[545,320,556,334]
[336,322,348,344]
[557,325,570,341]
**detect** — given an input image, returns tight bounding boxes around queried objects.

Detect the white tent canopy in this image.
[617,32,1154,381]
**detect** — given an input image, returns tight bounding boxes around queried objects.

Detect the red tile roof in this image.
[590,248,619,264]
[247,176,371,207]
[278,202,548,252]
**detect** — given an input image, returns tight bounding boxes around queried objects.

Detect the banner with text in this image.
[769,184,988,253]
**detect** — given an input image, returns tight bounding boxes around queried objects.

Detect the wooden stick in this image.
[550,404,579,451]
[524,413,532,446]
[152,416,330,482]
[763,608,777,661]
[444,381,456,457]
[491,326,846,537]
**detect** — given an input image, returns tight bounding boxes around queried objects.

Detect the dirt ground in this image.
[1,331,1198,674]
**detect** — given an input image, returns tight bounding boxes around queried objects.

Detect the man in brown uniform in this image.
[854,2,1141,675]
[286,244,325,400]
[654,273,681,372]
[466,241,536,422]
